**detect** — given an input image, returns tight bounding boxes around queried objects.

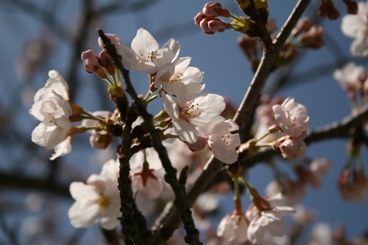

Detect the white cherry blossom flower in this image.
[246,193,295,244]
[33,70,69,102]
[333,62,366,93]
[117,28,180,74]
[101,158,119,181]
[341,2,368,56]
[161,91,225,144]
[272,97,309,138]
[30,70,72,149]
[155,57,204,100]
[206,119,240,164]
[50,136,72,160]
[130,148,164,199]
[217,212,249,243]
[68,174,120,230]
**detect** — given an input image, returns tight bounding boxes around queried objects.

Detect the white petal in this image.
[68,201,100,228]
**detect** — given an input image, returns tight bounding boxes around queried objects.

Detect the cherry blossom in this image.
[246,193,295,244]
[130,148,164,199]
[68,174,120,230]
[29,70,72,149]
[333,62,366,100]
[341,1,368,56]
[265,178,306,206]
[50,136,72,160]
[206,119,240,164]
[272,97,309,138]
[217,212,248,243]
[337,168,368,202]
[154,57,204,100]
[161,91,226,144]
[117,28,180,74]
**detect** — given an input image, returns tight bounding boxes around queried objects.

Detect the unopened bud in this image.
[343,0,358,14]
[81,50,101,73]
[90,133,112,150]
[99,50,115,75]
[202,2,223,17]
[292,18,313,37]
[318,0,340,20]
[300,26,325,49]
[200,17,231,34]
[194,12,206,26]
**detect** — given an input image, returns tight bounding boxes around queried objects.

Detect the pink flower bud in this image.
[202,2,223,17]
[208,19,229,33]
[199,18,215,34]
[81,50,100,73]
[89,133,112,150]
[194,12,206,26]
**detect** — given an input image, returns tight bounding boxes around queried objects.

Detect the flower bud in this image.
[343,0,358,14]
[89,133,112,150]
[202,2,223,17]
[292,18,313,37]
[318,0,340,20]
[81,50,101,73]
[194,12,206,26]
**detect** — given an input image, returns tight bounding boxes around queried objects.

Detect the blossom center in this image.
[139,51,158,63]
[220,133,231,145]
[180,101,201,120]
[95,195,110,208]
[48,113,58,126]
[168,72,184,84]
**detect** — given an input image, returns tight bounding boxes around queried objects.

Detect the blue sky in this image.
[1,0,367,243]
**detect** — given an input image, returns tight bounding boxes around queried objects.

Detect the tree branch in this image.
[151,0,312,242]
[98,29,202,245]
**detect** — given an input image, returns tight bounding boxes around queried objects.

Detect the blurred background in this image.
[0,0,367,244]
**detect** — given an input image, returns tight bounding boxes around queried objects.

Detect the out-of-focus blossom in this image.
[318,0,340,20]
[333,62,366,100]
[265,178,306,206]
[341,2,368,56]
[337,168,368,202]
[68,174,120,230]
[308,222,332,245]
[217,212,248,243]
[292,205,317,224]
[117,28,179,74]
[246,193,295,244]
